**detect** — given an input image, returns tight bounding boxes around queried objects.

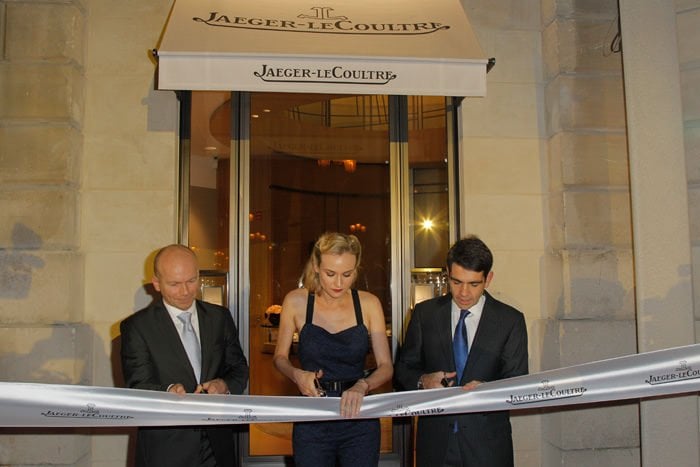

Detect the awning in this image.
[156,0,488,96]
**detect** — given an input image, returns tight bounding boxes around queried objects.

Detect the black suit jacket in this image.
[120,299,249,467]
[395,291,528,467]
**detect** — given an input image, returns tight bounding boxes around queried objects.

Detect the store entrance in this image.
[184,91,457,465]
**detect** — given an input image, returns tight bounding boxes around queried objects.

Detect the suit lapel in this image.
[437,295,454,370]
[464,291,495,376]
[196,301,210,382]
[155,300,199,384]
[153,302,186,355]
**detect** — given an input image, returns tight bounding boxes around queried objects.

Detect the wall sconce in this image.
[349,223,367,233]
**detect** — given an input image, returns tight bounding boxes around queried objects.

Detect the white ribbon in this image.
[1,344,699,427]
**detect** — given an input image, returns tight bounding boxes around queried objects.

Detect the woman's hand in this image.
[295,369,324,397]
[340,378,369,418]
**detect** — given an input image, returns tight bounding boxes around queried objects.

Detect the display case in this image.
[198,270,228,306]
[410,267,448,308]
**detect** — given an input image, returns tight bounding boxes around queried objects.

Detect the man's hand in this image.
[167,383,187,395]
[199,378,229,394]
[462,380,482,391]
[419,371,457,389]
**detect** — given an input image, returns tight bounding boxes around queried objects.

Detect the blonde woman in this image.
[273,232,393,467]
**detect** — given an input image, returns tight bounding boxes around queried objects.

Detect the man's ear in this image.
[151,275,161,292]
[484,271,494,288]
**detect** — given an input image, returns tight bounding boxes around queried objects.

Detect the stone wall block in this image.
[551,131,629,187]
[681,67,700,122]
[560,248,635,320]
[461,82,544,138]
[548,134,564,191]
[0,324,91,383]
[542,20,559,81]
[0,63,84,123]
[0,433,90,465]
[475,28,543,84]
[689,187,700,244]
[462,194,544,249]
[562,190,632,247]
[677,8,700,65]
[555,18,623,74]
[686,126,700,184]
[547,191,565,249]
[0,189,78,249]
[558,319,637,367]
[693,246,700,319]
[555,0,619,19]
[461,138,544,194]
[545,403,639,450]
[555,75,627,131]
[83,191,174,252]
[462,0,542,30]
[544,78,563,136]
[0,251,83,323]
[5,2,85,65]
[561,448,640,466]
[542,252,564,322]
[541,0,556,28]
[0,125,81,185]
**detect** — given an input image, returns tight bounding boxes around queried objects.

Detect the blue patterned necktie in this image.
[453,309,471,383]
[177,311,202,383]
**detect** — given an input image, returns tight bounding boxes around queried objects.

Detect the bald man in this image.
[120,244,249,467]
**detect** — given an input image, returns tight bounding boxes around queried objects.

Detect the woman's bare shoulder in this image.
[282,288,310,311]
[356,290,382,310]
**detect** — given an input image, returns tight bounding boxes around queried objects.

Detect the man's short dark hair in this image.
[446,235,493,276]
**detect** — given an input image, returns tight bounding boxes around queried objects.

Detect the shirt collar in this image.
[163,299,197,321]
[451,292,486,320]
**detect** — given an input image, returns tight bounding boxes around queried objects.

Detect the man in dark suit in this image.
[121,244,249,467]
[395,235,528,466]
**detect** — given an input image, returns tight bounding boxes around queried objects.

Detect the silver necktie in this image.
[177,311,202,382]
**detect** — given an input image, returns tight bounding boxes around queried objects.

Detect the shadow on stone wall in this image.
[0,319,134,465]
[0,224,45,299]
[109,280,160,467]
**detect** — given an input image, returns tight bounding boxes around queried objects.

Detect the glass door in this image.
[182,91,459,464]
[246,93,393,456]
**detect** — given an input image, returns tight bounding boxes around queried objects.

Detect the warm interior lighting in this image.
[317,159,357,173]
[422,219,434,230]
[250,232,267,241]
[349,223,367,233]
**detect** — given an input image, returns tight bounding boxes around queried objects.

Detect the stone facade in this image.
[0,0,698,466]
[541,1,639,464]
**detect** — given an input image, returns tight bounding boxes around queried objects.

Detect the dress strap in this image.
[305,292,315,325]
[351,289,363,326]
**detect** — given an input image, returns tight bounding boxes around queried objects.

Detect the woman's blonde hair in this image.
[302,232,362,293]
